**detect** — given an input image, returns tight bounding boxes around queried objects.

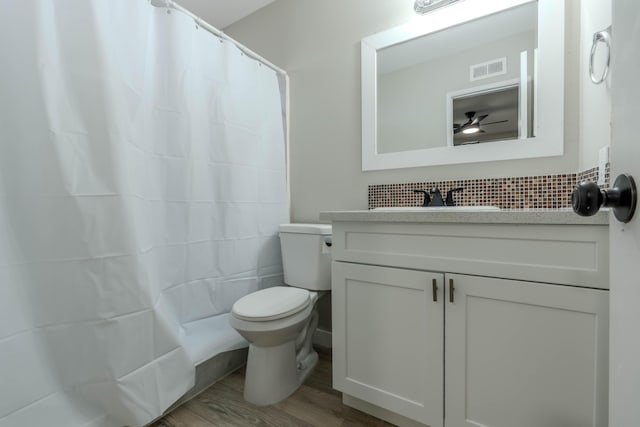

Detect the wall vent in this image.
[470,57,507,81]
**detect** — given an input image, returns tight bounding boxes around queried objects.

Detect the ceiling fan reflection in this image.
[453,111,508,135]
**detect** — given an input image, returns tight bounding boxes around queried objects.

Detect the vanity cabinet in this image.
[445,273,608,427]
[332,262,444,427]
[329,216,609,427]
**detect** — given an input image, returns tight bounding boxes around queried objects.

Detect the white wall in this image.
[579,0,611,170]
[225,0,582,222]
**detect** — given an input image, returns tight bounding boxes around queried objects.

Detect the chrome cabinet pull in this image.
[449,278,455,303]
[432,278,438,302]
[590,27,611,85]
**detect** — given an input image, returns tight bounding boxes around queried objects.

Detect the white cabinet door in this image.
[332,261,444,427]
[445,274,609,427]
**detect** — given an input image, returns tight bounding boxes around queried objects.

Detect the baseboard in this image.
[343,394,427,427]
[165,348,248,412]
[312,328,332,349]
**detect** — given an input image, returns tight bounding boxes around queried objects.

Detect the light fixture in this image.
[414,0,461,15]
[462,125,480,134]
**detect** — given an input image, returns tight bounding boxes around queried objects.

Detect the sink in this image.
[372,206,500,212]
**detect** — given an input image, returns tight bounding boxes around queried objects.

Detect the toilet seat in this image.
[232,286,310,322]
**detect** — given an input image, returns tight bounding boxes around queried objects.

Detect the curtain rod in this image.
[149,0,287,76]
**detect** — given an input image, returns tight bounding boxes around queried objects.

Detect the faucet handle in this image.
[413,189,431,207]
[445,187,464,206]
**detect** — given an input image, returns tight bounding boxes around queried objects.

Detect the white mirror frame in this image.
[362,0,565,171]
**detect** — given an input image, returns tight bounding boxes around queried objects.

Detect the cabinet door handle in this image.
[432,278,438,302]
[449,278,455,303]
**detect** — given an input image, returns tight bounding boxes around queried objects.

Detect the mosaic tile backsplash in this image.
[368,164,610,210]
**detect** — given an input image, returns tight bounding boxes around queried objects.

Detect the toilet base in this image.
[244,340,318,406]
[297,349,319,385]
[236,297,324,406]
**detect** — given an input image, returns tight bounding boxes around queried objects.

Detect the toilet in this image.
[229,223,332,406]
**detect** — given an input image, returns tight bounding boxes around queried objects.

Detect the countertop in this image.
[319,208,610,225]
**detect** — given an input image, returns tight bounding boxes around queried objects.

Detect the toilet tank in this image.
[279,223,332,291]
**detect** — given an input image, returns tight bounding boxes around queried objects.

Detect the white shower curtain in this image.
[0,1,288,426]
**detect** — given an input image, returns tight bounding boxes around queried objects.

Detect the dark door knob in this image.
[572,174,637,223]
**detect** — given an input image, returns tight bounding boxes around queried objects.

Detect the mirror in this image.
[362,0,565,171]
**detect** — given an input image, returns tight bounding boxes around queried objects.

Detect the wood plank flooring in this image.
[151,350,393,427]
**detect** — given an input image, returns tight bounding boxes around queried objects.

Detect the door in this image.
[332,262,444,427]
[609,2,640,425]
[445,274,609,427]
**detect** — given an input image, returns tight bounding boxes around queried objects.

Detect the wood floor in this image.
[150,350,393,427]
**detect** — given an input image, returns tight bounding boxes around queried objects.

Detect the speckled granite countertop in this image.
[319,208,609,225]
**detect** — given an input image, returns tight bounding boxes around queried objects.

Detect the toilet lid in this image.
[231,286,310,322]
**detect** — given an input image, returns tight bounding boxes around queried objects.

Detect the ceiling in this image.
[176,0,276,29]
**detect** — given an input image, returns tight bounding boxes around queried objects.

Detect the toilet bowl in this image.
[229,223,331,406]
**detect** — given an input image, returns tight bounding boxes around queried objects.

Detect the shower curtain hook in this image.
[149,0,172,7]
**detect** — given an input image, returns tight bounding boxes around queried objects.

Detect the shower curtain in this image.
[0,1,288,426]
